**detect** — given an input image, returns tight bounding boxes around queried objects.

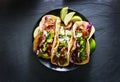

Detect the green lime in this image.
[71,16,82,22]
[64,12,75,25]
[89,38,96,53]
[33,27,40,38]
[60,7,68,21]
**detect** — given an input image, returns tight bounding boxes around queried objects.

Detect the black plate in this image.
[33,8,92,72]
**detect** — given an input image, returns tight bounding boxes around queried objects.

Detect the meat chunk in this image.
[33,34,46,52]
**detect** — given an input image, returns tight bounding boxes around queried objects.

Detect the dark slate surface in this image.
[0,0,120,82]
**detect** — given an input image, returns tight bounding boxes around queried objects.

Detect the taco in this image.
[51,22,74,66]
[70,21,95,65]
[33,15,61,59]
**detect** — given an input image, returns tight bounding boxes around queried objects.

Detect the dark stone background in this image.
[0,0,120,82]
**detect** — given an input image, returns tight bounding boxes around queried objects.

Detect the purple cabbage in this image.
[87,22,92,29]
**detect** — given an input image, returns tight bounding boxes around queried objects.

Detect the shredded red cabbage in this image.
[87,22,92,29]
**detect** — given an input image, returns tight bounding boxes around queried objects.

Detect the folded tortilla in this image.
[33,15,61,59]
[70,21,95,65]
[51,23,74,66]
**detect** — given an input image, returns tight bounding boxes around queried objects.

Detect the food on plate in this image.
[33,7,96,66]
[70,21,95,65]
[71,16,82,22]
[33,26,40,38]
[33,15,61,59]
[64,12,75,25]
[51,23,73,66]
[60,7,68,21]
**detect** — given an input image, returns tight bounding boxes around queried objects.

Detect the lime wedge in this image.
[71,16,82,22]
[64,12,75,25]
[60,7,68,21]
[89,38,96,53]
[33,26,40,38]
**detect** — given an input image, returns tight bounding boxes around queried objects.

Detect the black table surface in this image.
[0,0,120,82]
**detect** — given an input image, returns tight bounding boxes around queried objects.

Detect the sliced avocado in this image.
[80,40,84,45]
[47,38,53,43]
[41,53,48,58]
[81,44,86,49]
[47,31,54,39]
[59,33,65,37]
[66,30,72,37]
[78,49,86,62]
[43,42,47,48]
[80,52,86,60]
[76,32,82,38]
[42,47,47,52]
[81,55,86,60]
[59,41,67,46]
[80,48,84,53]
[56,52,60,58]
[49,31,54,39]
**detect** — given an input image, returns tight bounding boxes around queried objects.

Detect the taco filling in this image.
[51,24,73,66]
[70,21,94,64]
[33,15,61,59]
[33,7,96,67]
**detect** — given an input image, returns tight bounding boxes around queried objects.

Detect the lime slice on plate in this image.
[71,16,82,22]
[60,7,68,21]
[33,26,40,38]
[89,38,96,53]
[64,12,75,25]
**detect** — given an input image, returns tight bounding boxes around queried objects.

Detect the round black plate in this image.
[33,8,91,72]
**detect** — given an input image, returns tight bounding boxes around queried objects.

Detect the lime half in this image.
[33,26,40,38]
[64,12,75,25]
[71,16,82,22]
[89,38,96,53]
[60,7,68,21]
